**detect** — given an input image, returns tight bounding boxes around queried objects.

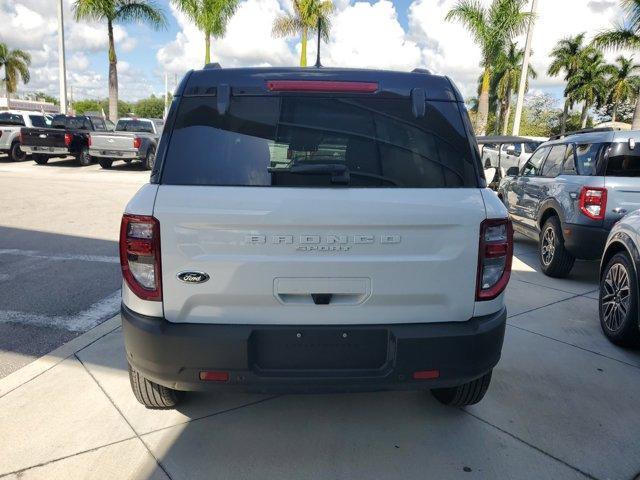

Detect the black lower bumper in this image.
[121,304,506,393]
[563,223,609,259]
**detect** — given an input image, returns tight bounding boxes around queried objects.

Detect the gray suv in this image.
[498,128,640,277]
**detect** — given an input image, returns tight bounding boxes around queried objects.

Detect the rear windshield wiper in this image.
[268,163,403,186]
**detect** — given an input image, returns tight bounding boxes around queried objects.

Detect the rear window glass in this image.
[605,143,640,177]
[161,96,478,188]
[0,113,24,126]
[29,115,47,128]
[116,119,155,133]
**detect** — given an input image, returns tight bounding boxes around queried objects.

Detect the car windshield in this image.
[161,96,479,188]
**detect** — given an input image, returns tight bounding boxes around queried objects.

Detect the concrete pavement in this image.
[1,241,639,480]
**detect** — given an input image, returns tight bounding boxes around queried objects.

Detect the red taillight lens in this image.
[476,219,513,301]
[87,134,92,147]
[266,80,379,93]
[119,214,162,301]
[413,369,440,380]
[579,187,607,220]
[133,137,141,149]
[64,132,72,146]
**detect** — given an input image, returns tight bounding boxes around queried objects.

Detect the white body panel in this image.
[150,186,492,325]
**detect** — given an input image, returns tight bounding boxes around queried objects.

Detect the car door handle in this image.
[612,208,628,214]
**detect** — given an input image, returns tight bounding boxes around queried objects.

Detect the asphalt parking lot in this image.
[0,155,148,377]
[1,157,640,479]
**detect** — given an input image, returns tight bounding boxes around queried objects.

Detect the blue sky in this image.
[0,0,626,106]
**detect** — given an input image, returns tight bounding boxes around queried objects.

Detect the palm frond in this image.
[272,13,303,37]
[594,27,640,51]
[116,1,167,29]
[445,0,487,47]
[73,0,114,21]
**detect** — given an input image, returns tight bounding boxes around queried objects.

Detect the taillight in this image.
[579,187,607,220]
[87,134,92,147]
[64,132,72,146]
[119,214,162,301]
[476,219,513,301]
[266,80,378,93]
[133,137,141,149]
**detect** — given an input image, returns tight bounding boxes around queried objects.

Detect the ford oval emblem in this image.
[177,271,210,284]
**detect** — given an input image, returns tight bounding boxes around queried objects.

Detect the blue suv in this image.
[498,128,640,277]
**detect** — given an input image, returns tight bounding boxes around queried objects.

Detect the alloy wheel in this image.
[541,227,555,266]
[602,262,631,332]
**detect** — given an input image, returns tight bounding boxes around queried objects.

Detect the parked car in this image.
[120,65,512,409]
[599,209,640,347]
[0,110,50,162]
[20,114,109,166]
[498,128,640,277]
[477,135,544,189]
[90,117,163,170]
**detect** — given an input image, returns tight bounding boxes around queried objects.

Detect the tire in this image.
[99,158,113,169]
[10,142,26,162]
[431,371,493,406]
[539,216,575,278]
[33,154,48,165]
[128,363,183,409]
[77,147,92,166]
[143,146,156,170]
[599,251,640,347]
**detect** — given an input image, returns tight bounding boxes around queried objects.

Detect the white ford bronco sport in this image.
[120,65,512,409]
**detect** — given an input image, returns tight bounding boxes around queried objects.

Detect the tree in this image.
[494,42,537,135]
[446,0,532,136]
[566,50,609,128]
[594,0,640,128]
[605,56,640,122]
[548,33,592,134]
[273,0,334,67]
[134,94,166,118]
[0,43,31,101]
[172,0,239,65]
[73,0,166,121]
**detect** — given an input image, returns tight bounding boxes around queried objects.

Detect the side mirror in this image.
[506,166,519,176]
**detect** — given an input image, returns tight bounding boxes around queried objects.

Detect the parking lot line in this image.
[0,249,119,264]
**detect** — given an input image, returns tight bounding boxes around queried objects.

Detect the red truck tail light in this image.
[266,80,379,93]
[579,187,607,220]
[64,132,72,146]
[119,214,162,301]
[87,134,92,147]
[133,137,141,149]
[476,219,513,301]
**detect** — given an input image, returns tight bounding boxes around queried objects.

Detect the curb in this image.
[0,315,121,398]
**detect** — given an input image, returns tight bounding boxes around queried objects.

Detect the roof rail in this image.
[204,62,222,70]
[412,68,432,75]
[549,127,619,141]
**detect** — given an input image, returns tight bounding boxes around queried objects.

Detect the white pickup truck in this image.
[0,110,50,162]
[89,118,163,170]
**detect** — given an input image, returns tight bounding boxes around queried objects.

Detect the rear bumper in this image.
[563,223,609,259]
[89,148,139,159]
[122,304,507,393]
[21,146,69,156]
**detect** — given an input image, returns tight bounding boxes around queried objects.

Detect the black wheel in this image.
[539,216,575,278]
[128,363,183,408]
[77,147,92,166]
[431,371,492,406]
[99,158,113,169]
[599,252,640,347]
[10,142,26,162]
[33,154,48,165]
[143,146,156,170]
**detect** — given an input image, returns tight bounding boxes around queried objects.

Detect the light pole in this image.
[512,0,537,136]
[57,0,68,114]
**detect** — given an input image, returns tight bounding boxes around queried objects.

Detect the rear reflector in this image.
[476,218,513,301]
[119,214,162,301]
[199,371,229,382]
[266,80,378,93]
[413,370,440,380]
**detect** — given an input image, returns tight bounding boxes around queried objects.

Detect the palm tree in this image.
[606,56,640,122]
[273,0,334,67]
[494,42,537,134]
[171,0,238,66]
[594,0,640,127]
[446,0,532,136]
[0,43,31,102]
[73,0,166,121]
[548,33,592,134]
[566,51,609,128]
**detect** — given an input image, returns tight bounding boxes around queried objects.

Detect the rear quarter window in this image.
[160,96,479,188]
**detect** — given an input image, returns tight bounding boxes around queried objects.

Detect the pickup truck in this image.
[0,110,50,162]
[90,118,163,170]
[21,114,110,166]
